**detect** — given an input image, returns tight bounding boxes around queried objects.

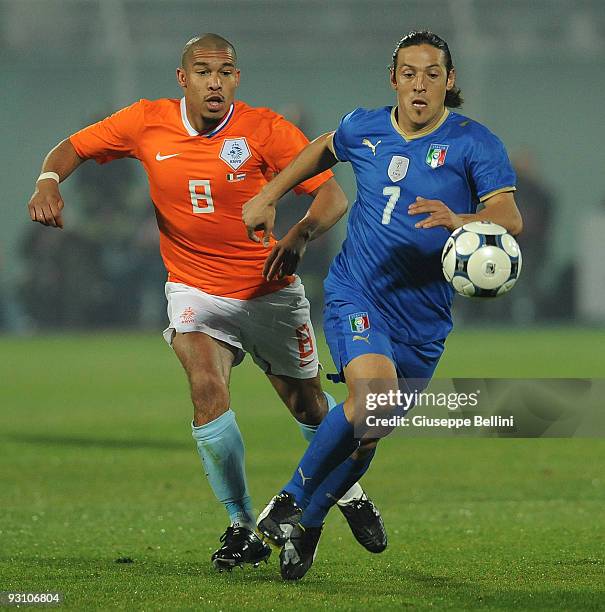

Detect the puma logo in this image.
[362,138,381,155]
[298,467,311,486]
[352,334,370,344]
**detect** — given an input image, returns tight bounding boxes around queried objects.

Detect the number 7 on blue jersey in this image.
[381,186,401,224]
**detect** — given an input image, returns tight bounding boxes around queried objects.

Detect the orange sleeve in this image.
[261,114,333,195]
[69,100,146,164]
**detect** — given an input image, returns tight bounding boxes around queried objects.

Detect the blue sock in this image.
[297,392,365,503]
[283,403,358,508]
[301,449,376,527]
[297,391,337,442]
[191,409,255,527]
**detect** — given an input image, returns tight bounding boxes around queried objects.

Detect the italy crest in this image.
[426,143,449,169]
[349,312,370,333]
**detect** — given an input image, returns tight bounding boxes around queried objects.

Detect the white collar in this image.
[180,97,234,138]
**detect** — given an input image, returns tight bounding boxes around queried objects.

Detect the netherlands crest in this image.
[349,312,370,333]
[220,138,251,171]
[387,155,409,182]
[426,143,449,169]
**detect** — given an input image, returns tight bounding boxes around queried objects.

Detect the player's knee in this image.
[343,392,396,439]
[343,394,362,422]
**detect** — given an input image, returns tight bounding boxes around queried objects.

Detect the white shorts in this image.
[163,277,319,378]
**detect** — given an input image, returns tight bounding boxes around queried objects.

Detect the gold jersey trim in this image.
[480,186,517,203]
[390,107,450,141]
[326,132,341,161]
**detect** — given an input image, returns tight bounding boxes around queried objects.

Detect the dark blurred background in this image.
[2,0,605,333]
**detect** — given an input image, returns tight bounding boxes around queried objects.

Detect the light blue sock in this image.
[297,391,337,442]
[191,409,255,527]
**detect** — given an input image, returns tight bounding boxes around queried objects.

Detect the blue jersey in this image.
[326,106,516,344]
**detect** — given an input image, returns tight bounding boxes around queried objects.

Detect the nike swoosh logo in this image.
[155,152,180,161]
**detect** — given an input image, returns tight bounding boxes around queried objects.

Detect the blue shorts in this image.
[323,295,445,383]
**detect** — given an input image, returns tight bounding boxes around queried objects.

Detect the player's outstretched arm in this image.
[243,132,339,244]
[27,139,85,229]
[408,191,523,236]
[463,191,523,235]
[263,177,347,280]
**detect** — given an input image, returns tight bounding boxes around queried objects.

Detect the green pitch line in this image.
[0,329,604,610]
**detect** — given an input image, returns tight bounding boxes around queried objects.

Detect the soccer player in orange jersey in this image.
[27,34,387,570]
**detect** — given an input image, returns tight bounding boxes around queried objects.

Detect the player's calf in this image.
[268,372,327,426]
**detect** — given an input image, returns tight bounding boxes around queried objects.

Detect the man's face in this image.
[390,44,455,132]
[177,46,240,125]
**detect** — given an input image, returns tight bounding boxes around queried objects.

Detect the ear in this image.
[234,68,241,87]
[389,66,397,91]
[176,67,187,88]
[446,67,456,91]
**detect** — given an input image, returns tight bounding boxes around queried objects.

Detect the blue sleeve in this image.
[467,128,516,201]
[332,109,359,163]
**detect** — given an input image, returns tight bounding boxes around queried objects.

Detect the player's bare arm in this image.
[408,191,523,235]
[243,132,339,244]
[263,178,347,280]
[28,138,84,229]
[466,191,523,235]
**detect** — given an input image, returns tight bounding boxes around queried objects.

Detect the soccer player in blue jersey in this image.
[243,31,523,580]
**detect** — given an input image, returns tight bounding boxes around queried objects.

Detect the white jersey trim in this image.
[180,97,235,138]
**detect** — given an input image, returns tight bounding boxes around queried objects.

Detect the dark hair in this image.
[181,33,237,68]
[391,30,463,108]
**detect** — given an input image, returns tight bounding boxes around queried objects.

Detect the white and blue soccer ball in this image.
[441,221,522,298]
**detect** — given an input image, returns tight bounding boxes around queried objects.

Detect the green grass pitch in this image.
[1,328,604,610]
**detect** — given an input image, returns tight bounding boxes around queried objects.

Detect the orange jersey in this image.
[70,98,333,299]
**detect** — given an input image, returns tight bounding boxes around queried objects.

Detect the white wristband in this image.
[37,172,60,183]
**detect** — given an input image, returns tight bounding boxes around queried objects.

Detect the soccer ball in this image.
[441,221,522,297]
